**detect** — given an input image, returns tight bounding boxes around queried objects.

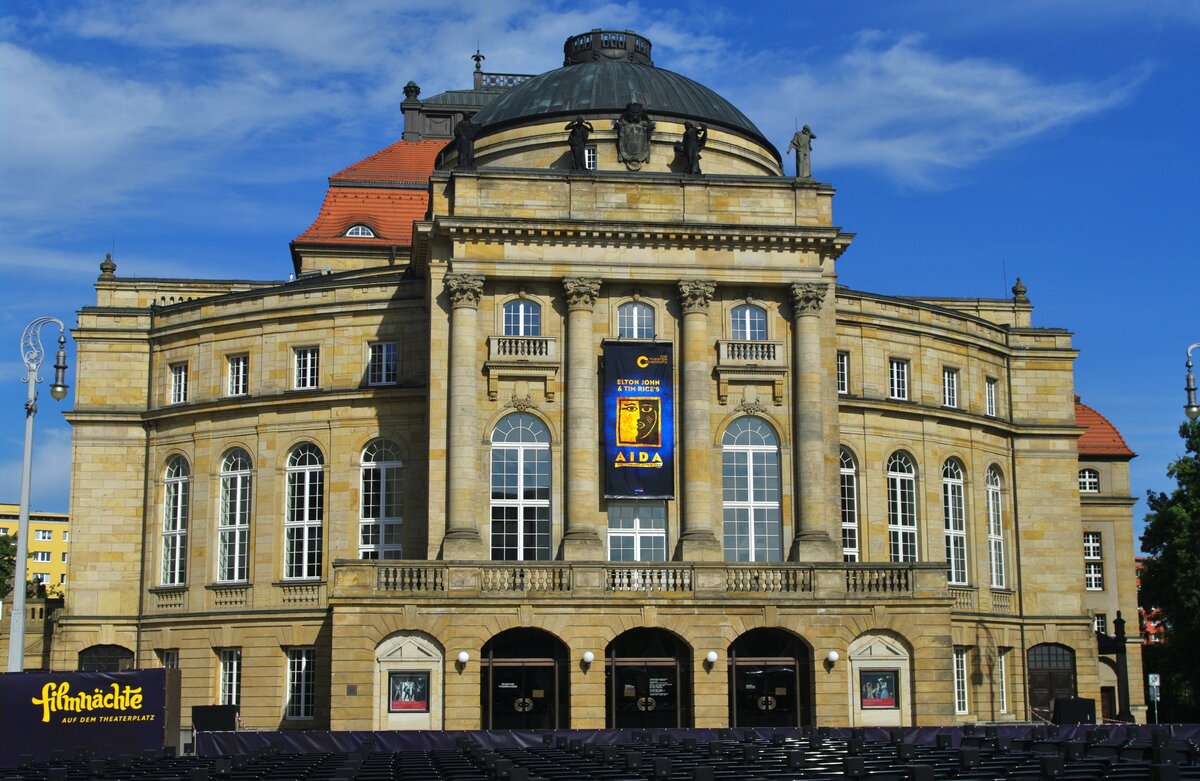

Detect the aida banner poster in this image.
[0,669,167,766]
[604,342,675,498]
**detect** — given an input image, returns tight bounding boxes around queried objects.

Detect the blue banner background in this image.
[603,342,675,498]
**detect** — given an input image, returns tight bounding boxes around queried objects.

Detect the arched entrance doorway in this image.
[606,628,692,728]
[481,628,569,729]
[1028,643,1076,720]
[728,628,811,727]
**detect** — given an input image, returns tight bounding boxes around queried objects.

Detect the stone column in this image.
[562,277,605,560]
[443,273,486,560]
[678,279,722,561]
[789,281,836,561]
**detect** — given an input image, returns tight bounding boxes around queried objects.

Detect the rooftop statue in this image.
[453,117,481,170]
[613,102,655,170]
[565,115,595,171]
[787,125,816,179]
[677,121,707,175]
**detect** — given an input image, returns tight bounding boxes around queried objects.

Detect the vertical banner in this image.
[604,342,675,498]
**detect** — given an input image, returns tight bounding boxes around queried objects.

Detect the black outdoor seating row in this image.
[6,728,1200,781]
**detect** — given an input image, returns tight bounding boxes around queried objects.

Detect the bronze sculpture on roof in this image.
[565,116,595,171]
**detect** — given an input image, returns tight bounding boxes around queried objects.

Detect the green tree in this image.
[1139,418,1200,720]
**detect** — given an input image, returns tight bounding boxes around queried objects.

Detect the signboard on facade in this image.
[0,669,168,767]
[859,669,898,709]
[388,671,430,713]
[603,342,675,498]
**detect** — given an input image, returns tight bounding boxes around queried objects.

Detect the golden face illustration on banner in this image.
[617,397,660,446]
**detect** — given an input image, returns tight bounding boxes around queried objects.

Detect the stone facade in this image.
[50,31,1141,731]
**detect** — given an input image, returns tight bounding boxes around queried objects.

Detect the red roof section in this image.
[294,139,445,247]
[332,138,445,183]
[1075,398,1136,457]
[294,188,429,245]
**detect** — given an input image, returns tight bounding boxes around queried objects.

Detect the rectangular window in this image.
[985,378,997,417]
[887,470,918,561]
[607,502,667,562]
[888,358,909,400]
[953,647,969,715]
[942,367,958,408]
[584,145,598,170]
[943,471,967,586]
[0,527,8,535]
[62,552,68,562]
[158,649,179,669]
[1094,613,1108,635]
[219,648,241,706]
[35,529,52,541]
[170,362,188,404]
[33,550,51,562]
[59,573,66,584]
[227,354,249,396]
[837,351,849,395]
[1084,531,1104,590]
[997,649,1009,714]
[294,347,319,389]
[840,461,859,562]
[218,461,252,583]
[286,648,315,720]
[367,342,398,386]
[1079,469,1100,493]
[987,474,1006,589]
[62,531,69,541]
[32,572,49,584]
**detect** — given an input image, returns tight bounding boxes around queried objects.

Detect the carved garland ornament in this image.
[736,398,769,416]
[678,279,716,313]
[790,282,828,316]
[445,273,484,308]
[507,394,538,412]
[562,277,602,310]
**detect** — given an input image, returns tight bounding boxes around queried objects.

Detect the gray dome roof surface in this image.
[470,56,776,158]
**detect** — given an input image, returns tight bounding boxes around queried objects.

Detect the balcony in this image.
[332,560,948,604]
[484,335,560,401]
[714,340,787,405]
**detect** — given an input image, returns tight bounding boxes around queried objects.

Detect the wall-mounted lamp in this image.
[457,651,470,667]
[581,651,595,670]
[703,651,719,671]
[824,650,839,671]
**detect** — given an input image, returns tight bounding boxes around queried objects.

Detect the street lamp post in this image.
[1186,343,1200,421]
[7,317,69,672]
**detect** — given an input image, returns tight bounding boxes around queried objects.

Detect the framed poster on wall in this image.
[388,671,430,713]
[859,669,898,709]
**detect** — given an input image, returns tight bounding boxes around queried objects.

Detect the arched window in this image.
[1079,468,1100,493]
[617,301,655,338]
[345,224,375,238]
[730,304,767,341]
[987,466,1006,588]
[887,452,917,562]
[839,448,859,562]
[490,414,551,560]
[78,644,134,672]
[285,444,324,579]
[361,439,404,559]
[503,299,541,336]
[218,449,252,583]
[942,459,967,585]
[722,417,782,562]
[161,456,190,586]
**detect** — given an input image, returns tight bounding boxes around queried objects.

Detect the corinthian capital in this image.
[790,282,828,317]
[562,277,602,311]
[678,279,716,313]
[445,273,484,308]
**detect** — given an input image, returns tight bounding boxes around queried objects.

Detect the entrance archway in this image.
[1028,643,1076,720]
[606,628,692,728]
[481,628,569,729]
[727,628,811,727]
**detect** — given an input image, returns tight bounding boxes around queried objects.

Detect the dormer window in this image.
[345,224,375,238]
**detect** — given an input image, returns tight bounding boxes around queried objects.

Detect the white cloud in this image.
[732,32,1146,186]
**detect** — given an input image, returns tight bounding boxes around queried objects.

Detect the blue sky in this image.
[1,1,1196,546]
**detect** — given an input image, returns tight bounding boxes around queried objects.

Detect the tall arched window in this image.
[887,452,918,562]
[161,456,190,586]
[987,466,1006,588]
[722,417,782,562]
[942,459,967,585]
[503,299,541,336]
[617,301,655,338]
[285,444,324,579]
[490,414,551,560]
[730,304,767,341]
[361,439,404,559]
[839,448,860,562]
[218,449,252,583]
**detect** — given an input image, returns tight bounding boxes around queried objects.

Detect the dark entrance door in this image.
[606,629,692,728]
[1028,643,1076,719]
[481,629,569,729]
[728,629,810,727]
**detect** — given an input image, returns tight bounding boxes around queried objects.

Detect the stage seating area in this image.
[4,727,1200,780]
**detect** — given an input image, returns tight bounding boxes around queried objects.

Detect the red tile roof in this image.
[294,187,429,246]
[332,138,445,183]
[1075,398,1135,457]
